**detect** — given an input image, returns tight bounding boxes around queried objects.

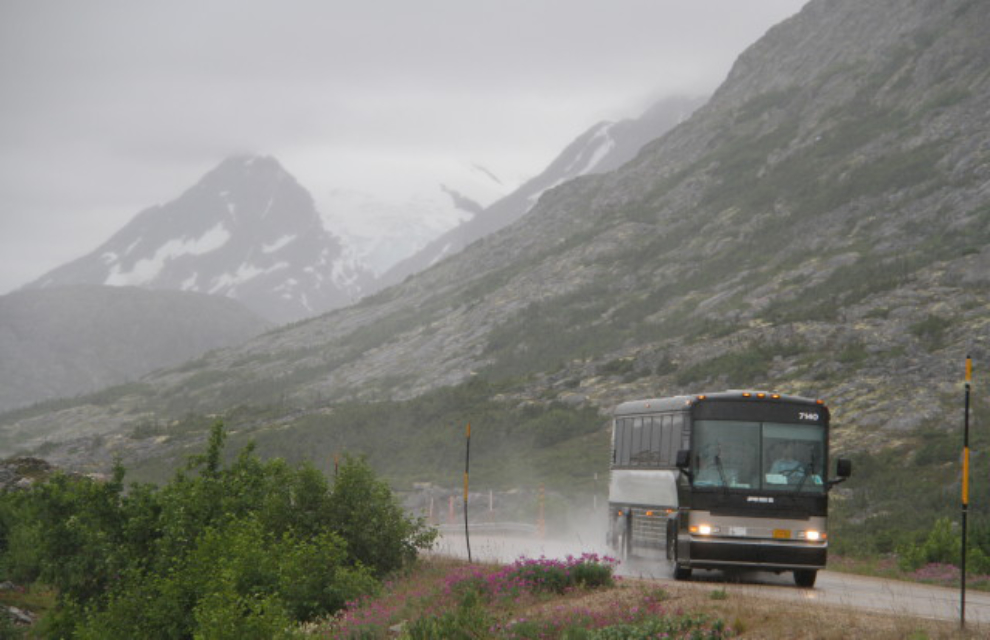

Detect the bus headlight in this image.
[690,524,718,535]
[799,530,823,541]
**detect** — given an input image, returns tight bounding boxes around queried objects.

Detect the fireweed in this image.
[444,553,620,603]
[326,555,733,639]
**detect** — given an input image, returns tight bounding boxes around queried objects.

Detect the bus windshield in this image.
[693,420,826,493]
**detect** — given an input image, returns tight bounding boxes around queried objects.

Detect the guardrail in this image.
[437,522,538,536]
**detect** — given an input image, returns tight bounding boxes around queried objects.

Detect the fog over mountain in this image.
[21,95,705,322]
[378,95,707,288]
[25,156,373,323]
[322,162,512,276]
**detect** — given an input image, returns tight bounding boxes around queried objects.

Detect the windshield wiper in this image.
[792,452,816,494]
[714,453,729,491]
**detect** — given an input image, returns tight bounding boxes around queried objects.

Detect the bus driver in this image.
[769,442,804,478]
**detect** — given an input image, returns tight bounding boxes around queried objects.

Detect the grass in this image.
[300,555,982,639]
[830,555,990,592]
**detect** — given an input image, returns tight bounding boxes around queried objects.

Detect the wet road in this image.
[433,530,990,626]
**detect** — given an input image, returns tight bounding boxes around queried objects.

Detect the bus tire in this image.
[794,569,817,588]
[673,564,692,581]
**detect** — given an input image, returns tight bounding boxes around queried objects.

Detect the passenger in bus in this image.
[769,442,805,478]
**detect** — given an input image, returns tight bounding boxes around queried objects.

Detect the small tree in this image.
[327,454,437,577]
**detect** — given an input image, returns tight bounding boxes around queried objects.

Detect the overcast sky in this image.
[0,0,806,295]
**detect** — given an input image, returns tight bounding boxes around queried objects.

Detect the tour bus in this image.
[607,390,851,587]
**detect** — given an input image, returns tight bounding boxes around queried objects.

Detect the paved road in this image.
[434,531,990,627]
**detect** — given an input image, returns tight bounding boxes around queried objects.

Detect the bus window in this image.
[763,422,826,491]
[630,417,650,465]
[694,420,760,488]
[650,417,663,464]
[675,413,689,451]
[614,419,628,465]
[658,414,673,465]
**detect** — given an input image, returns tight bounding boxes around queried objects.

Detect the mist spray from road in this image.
[429,490,672,580]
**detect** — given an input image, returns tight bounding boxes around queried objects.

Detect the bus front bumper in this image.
[684,536,827,571]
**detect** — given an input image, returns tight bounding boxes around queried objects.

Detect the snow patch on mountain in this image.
[565,122,617,175]
[262,234,296,254]
[105,222,231,287]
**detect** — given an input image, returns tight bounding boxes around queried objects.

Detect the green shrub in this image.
[898,517,959,571]
[0,422,435,637]
[327,454,437,578]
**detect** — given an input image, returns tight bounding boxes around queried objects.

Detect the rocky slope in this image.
[3,0,989,470]
[0,285,269,414]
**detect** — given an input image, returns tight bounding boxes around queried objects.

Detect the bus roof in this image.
[613,390,825,416]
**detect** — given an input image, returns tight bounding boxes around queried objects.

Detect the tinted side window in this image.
[659,414,674,465]
[617,417,634,466]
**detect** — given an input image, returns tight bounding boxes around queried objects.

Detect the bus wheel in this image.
[673,564,692,581]
[794,569,817,588]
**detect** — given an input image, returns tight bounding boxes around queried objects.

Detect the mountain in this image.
[0,285,269,414]
[320,160,509,276]
[3,0,990,487]
[25,156,373,323]
[376,95,705,288]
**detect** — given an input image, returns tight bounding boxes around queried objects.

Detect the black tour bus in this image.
[607,390,851,587]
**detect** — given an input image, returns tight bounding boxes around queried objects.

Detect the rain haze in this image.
[0,0,805,295]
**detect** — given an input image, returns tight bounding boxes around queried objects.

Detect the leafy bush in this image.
[897,516,990,576]
[0,422,436,637]
[326,453,436,578]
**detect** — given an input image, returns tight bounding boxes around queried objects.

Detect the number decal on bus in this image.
[799,412,819,421]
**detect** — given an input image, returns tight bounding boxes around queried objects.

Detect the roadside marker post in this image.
[464,422,472,563]
[961,355,972,629]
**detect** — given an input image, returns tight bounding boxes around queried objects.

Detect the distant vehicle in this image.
[607,390,851,588]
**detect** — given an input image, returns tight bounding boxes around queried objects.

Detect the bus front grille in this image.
[630,507,668,548]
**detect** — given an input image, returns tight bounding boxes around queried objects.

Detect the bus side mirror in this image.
[828,458,852,488]
[676,449,693,481]
[836,458,852,478]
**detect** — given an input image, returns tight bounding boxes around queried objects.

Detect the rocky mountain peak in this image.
[26,155,372,323]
